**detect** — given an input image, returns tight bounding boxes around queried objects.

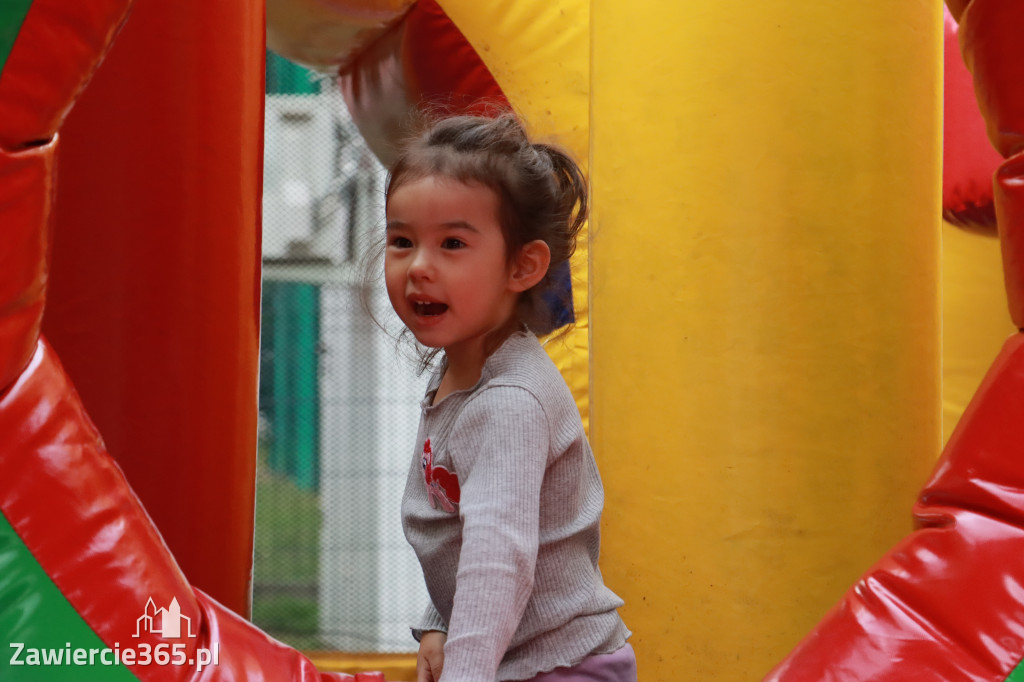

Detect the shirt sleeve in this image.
[440,385,550,682]
[411,600,448,642]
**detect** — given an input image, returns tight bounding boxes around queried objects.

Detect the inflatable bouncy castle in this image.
[1,0,1023,680]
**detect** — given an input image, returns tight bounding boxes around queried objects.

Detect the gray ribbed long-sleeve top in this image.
[401,331,630,682]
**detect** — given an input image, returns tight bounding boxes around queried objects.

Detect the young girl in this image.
[383,113,635,682]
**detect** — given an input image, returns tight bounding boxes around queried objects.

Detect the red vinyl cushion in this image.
[766,334,1024,681]
[0,0,133,148]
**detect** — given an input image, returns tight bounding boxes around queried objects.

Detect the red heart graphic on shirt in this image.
[422,439,461,511]
[430,464,460,504]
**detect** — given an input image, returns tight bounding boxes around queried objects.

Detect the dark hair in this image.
[385,112,587,337]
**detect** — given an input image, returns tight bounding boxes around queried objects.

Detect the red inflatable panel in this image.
[0,0,131,396]
[0,0,133,148]
[0,143,52,392]
[955,0,1024,324]
[997,154,1024,328]
[942,7,1002,230]
[958,0,1024,159]
[0,339,349,682]
[43,0,264,614]
[765,333,1024,681]
[401,0,504,113]
[340,0,506,165]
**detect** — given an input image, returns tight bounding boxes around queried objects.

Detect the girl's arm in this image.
[442,386,549,682]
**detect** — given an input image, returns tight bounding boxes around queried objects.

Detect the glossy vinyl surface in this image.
[956,0,1024,325]
[959,0,1024,159]
[0,0,371,677]
[0,341,351,681]
[43,0,264,615]
[0,0,133,148]
[942,7,1002,230]
[997,154,1024,327]
[0,143,51,392]
[766,334,1024,681]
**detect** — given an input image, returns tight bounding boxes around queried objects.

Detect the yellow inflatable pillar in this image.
[589,3,941,679]
[941,223,1016,443]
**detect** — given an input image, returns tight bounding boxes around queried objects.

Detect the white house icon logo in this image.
[134,597,196,638]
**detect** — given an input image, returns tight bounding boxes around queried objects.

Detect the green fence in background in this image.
[256,51,423,655]
[267,50,321,95]
[260,280,321,492]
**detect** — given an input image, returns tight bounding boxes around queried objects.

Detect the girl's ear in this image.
[509,240,551,292]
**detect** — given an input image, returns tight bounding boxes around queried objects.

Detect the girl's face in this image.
[384,175,521,367]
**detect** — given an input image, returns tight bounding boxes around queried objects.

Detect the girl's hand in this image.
[417,630,447,682]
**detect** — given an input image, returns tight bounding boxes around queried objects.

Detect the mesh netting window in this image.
[255,52,428,653]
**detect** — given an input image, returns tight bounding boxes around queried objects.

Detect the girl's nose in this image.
[408,248,434,280]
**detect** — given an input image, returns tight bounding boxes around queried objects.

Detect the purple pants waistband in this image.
[520,643,637,682]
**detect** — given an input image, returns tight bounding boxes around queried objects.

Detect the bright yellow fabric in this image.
[942,222,1016,444]
[589,2,942,678]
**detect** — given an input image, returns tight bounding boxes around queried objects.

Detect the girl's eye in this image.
[389,236,413,248]
[442,238,465,250]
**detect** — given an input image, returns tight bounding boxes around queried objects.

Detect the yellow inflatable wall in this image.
[589,2,941,678]
[942,223,1016,443]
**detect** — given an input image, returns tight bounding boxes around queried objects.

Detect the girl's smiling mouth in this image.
[412,300,449,317]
